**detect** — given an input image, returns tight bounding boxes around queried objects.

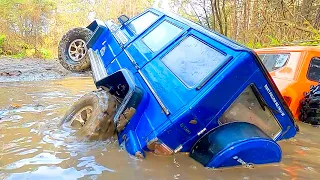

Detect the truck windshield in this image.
[258,53,290,72]
[219,85,282,139]
[128,12,158,35]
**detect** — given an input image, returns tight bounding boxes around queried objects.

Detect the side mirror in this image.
[118,15,130,25]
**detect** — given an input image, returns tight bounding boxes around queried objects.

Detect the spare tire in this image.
[58,27,92,72]
[299,84,320,125]
[60,90,119,140]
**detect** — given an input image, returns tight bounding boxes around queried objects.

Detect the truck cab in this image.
[60,8,298,168]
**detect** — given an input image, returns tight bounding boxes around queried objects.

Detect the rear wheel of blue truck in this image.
[299,84,320,125]
[59,90,119,140]
[58,27,92,72]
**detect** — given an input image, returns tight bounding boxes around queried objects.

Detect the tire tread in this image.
[58,27,92,72]
[299,84,320,125]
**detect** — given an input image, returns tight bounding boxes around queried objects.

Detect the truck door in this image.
[124,17,188,115]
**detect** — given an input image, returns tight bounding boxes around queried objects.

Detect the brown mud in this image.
[0,58,320,179]
[117,107,136,132]
[0,57,90,82]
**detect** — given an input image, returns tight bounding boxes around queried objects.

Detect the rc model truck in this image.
[255,47,320,125]
[58,8,298,168]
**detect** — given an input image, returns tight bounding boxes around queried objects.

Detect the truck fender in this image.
[96,69,145,131]
[86,19,106,32]
[190,122,282,168]
[86,19,108,49]
[283,87,298,107]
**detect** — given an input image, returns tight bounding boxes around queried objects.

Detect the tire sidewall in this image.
[59,94,98,127]
[59,91,118,140]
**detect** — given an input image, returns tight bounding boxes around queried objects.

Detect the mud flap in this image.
[190,122,282,168]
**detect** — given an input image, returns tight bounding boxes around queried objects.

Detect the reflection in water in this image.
[0,77,320,179]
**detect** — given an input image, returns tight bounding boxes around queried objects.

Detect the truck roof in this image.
[151,8,246,51]
[255,46,320,53]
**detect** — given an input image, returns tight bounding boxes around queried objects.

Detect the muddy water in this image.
[0,77,320,180]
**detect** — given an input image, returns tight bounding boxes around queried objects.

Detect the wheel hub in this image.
[68,39,87,62]
[69,106,93,127]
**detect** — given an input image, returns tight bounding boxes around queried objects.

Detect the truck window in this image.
[219,85,281,139]
[258,54,290,72]
[161,36,227,88]
[142,20,182,52]
[308,57,320,82]
[128,12,158,35]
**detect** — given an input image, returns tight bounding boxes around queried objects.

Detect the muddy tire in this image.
[60,90,119,140]
[299,84,320,125]
[58,27,92,72]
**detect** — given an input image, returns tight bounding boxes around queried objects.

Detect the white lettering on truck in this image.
[264,84,285,116]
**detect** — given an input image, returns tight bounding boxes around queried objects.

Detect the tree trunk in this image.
[314,5,320,29]
[213,0,224,34]
[301,0,315,22]
[210,0,216,30]
[203,0,211,29]
[232,0,238,40]
[243,0,247,42]
[222,0,227,36]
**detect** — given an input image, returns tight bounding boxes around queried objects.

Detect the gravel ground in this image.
[0,57,91,82]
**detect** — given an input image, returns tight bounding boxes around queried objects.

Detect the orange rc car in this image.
[255,46,320,125]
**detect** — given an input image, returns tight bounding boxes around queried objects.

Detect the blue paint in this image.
[85,8,298,168]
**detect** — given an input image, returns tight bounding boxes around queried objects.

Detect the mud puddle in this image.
[0,77,320,179]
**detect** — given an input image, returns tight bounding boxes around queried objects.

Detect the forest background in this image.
[1,0,320,59]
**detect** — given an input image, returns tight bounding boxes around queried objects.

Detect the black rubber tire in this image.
[60,90,119,140]
[58,27,92,72]
[299,84,320,125]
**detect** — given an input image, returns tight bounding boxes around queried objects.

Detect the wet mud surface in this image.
[0,59,320,179]
[0,58,90,82]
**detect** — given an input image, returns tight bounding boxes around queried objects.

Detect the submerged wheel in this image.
[60,90,119,140]
[299,84,320,125]
[58,27,92,72]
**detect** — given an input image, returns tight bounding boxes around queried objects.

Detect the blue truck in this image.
[58,8,299,168]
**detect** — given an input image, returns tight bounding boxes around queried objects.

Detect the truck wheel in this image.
[59,90,119,140]
[58,27,92,72]
[299,84,320,125]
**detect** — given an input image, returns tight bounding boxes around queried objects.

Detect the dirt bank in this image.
[0,57,90,82]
